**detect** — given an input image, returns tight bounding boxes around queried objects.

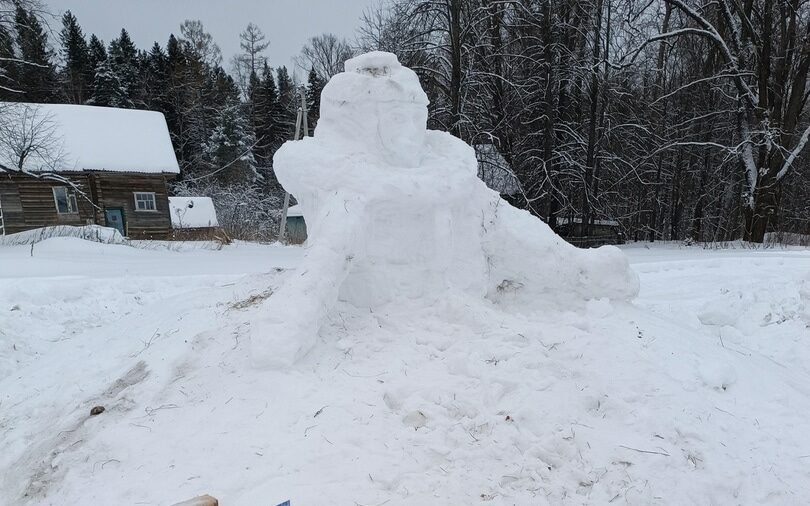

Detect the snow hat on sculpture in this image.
[315,51,429,167]
[251,52,639,369]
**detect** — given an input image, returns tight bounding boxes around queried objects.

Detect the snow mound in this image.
[251,52,639,368]
[169,197,219,229]
[0,225,125,246]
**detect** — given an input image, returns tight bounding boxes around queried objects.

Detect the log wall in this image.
[0,171,174,239]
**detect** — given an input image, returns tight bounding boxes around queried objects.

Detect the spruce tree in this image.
[91,59,125,107]
[60,10,91,104]
[0,24,17,100]
[14,6,57,102]
[252,62,280,166]
[86,35,107,100]
[107,29,138,108]
[142,42,168,110]
[203,96,258,184]
[88,35,107,71]
[276,66,295,141]
[305,66,325,130]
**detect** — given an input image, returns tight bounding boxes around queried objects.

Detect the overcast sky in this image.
[43,0,377,76]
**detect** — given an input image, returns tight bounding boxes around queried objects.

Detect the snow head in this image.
[315,52,429,167]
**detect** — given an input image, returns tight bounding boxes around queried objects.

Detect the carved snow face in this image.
[374,98,428,167]
[315,52,430,168]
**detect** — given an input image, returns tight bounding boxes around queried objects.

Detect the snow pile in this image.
[3,244,810,505]
[252,52,638,367]
[0,224,125,246]
[0,103,179,174]
[169,197,219,229]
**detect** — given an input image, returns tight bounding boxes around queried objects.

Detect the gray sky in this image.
[43,0,377,76]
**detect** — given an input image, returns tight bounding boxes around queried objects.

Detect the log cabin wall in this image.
[0,172,94,234]
[91,173,173,239]
[0,171,174,239]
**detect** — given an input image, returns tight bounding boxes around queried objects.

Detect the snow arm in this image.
[250,196,366,369]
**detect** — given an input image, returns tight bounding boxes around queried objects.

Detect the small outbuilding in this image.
[168,196,223,240]
[555,216,624,247]
[285,204,307,245]
[0,103,180,238]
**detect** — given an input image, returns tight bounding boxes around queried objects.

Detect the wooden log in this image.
[170,494,219,506]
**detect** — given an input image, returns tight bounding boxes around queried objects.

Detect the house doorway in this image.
[104,208,126,236]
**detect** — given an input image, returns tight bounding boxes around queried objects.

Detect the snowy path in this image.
[1,240,809,505]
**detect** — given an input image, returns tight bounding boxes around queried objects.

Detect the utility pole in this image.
[278,87,309,243]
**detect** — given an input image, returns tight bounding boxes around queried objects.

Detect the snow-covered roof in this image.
[0,103,180,174]
[286,204,304,218]
[169,197,219,229]
[475,144,520,195]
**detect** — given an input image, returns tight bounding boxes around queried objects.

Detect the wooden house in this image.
[0,103,180,239]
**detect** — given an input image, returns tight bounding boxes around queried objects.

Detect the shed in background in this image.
[169,196,224,241]
[285,204,307,245]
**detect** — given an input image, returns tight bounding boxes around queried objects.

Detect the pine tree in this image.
[60,10,91,104]
[14,6,57,102]
[305,66,325,130]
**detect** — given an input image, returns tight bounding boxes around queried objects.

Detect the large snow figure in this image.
[251,52,638,368]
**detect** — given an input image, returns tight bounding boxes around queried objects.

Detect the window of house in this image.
[52,187,78,214]
[134,192,157,211]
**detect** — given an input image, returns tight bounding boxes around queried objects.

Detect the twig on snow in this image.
[619,445,670,456]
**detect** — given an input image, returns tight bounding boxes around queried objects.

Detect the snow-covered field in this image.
[1,239,809,505]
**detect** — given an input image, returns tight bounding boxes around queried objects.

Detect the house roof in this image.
[286,204,304,218]
[168,197,219,229]
[0,103,180,174]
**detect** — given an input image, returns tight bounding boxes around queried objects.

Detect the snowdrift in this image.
[0,224,125,246]
[251,52,638,368]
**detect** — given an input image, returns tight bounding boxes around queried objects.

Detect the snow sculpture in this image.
[251,52,638,368]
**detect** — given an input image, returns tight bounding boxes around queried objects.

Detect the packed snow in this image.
[0,103,179,174]
[1,239,809,505]
[169,197,220,229]
[3,53,810,506]
[0,224,125,247]
[253,52,637,368]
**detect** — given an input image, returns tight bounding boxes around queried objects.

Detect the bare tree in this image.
[179,20,222,68]
[645,0,810,242]
[0,103,64,173]
[232,23,270,96]
[295,33,354,80]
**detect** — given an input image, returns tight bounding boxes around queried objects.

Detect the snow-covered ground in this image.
[1,239,809,505]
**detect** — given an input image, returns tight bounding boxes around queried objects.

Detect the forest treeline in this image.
[2,0,810,243]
